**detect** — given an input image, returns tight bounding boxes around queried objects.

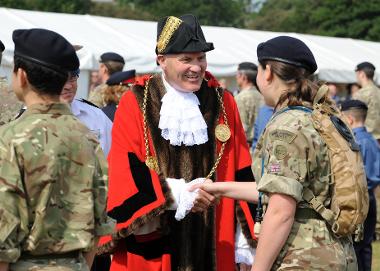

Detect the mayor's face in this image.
[157,52,207,92]
[60,75,78,103]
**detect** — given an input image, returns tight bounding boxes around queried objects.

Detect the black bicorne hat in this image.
[156,14,214,55]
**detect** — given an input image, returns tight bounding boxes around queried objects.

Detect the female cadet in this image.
[194,36,357,270]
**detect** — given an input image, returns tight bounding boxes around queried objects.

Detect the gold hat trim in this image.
[157,16,183,54]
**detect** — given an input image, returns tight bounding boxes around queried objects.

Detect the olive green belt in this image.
[21,250,81,260]
[295,208,323,220]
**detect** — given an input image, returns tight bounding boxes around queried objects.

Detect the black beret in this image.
[355,61,375,71]
[257,36,317,73]
[106,69,136,86]
[341,99,368,112]
[100,52,125,64]
[156,14,214,54]
[0,39,4,52]
[238,62,257,71]
[12,28,79,74]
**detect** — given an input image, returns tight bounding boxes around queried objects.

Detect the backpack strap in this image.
[302,187,336,227]
[313,85,329,106]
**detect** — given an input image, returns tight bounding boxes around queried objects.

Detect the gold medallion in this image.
[215,124,231,143]
[145,156,159,172]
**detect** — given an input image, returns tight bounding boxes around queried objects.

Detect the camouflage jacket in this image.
[235,86,263,143]
[252,108,356,270]
[0,77,22,126]
[353,82,380,140]
[0,103,115,263]
[88,83,107,107]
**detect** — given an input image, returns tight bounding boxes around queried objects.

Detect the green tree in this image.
[249,0,380,41]
[0,0,91,14]
[126,0,248,27]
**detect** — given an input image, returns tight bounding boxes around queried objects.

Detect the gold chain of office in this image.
[142,77,231,179]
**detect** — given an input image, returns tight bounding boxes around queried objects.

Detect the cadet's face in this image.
[60,76,78,103]
[157,52,207,92]
[256,64,276,107]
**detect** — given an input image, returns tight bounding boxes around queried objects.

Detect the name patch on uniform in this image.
[268,163,281,173]
[269,129,297,143]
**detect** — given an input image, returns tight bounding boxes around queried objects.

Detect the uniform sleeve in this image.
[93,144,116,237]
[105,91,167,234]
[0,139,26,262]
[257,125,308,202]
[235,95,249,136]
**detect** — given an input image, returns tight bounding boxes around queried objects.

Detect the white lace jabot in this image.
[159,75,208,146]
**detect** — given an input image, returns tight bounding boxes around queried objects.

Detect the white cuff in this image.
[235,221,255,265]
[165,177,205,220]
[166,178,186,210]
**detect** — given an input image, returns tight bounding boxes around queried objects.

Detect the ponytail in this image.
[259,60,334,109]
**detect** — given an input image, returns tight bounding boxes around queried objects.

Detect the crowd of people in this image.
[0,13,379,271]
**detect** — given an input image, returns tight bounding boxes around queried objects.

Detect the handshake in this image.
[170,178,258,221]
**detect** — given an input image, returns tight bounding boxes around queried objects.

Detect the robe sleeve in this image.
[98,91,171,252]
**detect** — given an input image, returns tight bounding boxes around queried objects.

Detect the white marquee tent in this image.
[1,7,380,98]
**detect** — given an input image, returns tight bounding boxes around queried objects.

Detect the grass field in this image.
[373,241,380,270]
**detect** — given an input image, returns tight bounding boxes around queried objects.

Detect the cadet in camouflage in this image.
[0,77,23,126]
[250,36,357,271]
[0,39,22,126]
[235,62,263,145]
[353,62,380,140]
[0,28,115,271]
[353,62,380,241]
[192,36,358,270]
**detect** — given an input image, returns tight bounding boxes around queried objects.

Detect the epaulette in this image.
[79,98,99,108]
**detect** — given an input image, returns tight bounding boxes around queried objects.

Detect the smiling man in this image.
[101,14,256,271]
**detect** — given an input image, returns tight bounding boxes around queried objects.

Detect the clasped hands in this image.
[190,178,220,213]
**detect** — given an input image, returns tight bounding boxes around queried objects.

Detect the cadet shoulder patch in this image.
[269,129,297,143]
[274,144,288,160]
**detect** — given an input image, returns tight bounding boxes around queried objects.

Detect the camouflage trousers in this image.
[272,219,357,271]
[10,253,90,271]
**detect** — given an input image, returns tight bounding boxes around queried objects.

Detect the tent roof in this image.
[1,7,380,83]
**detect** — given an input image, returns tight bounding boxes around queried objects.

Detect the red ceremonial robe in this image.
[100,72,256,271]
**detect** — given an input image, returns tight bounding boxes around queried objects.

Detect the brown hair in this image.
[104,60,125,76]
[259,60,331,108]
[103,85,129,105]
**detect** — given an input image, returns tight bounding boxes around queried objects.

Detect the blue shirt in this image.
[252,105,274,150]
[353,126,380,190]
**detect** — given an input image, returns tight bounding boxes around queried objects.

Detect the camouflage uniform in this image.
[235,86,263,144]
[88,84,107,107]
[252,108,357,270]
[0,103,115,270]
[352,83,380,240]
[0,77,22,126]
[352,82,380,140]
